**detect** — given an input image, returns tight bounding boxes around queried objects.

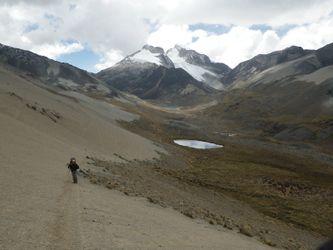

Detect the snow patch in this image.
[131,49,163,65]
[167,48,215,82]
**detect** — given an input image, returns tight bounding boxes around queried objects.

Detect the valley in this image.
[80,92,332,249]
[0,41,332,249]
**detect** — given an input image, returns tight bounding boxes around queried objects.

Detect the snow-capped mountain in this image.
[122,45,174,68]
[97,45,215,103]
[99,45,231,91]
[167,45,231,90]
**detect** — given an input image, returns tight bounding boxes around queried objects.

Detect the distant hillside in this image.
[202,43,333,145]
[0,43,114,95]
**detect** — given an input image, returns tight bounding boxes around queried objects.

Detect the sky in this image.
[1,0,333,72]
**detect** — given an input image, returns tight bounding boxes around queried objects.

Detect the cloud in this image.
[147,16,333,68]
[156,0,333,27]
[0,0,62,6]
[31,42,84,59]
[0,0,151,58]
[0,0,333,71]
[189,26,266,67]
[147,24,207,49]
[279,18,333,49]
[147,25,281,67]
[94,49,124,71]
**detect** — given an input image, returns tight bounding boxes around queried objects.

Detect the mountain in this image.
[0,43,113,95]
[166,45,231,89]
[97,45,216,104]
[97,45,231,97]
[224,46,313,88]
[202,42,333,145]
[122,44,174,68]
[226,43,333,89]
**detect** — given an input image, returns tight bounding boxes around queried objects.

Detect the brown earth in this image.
[0,67,274,249]
[83,97,333,250]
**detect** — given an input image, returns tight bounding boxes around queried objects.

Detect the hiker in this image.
[67,157,80,183]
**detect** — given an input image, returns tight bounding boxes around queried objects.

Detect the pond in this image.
[174,140,223,149]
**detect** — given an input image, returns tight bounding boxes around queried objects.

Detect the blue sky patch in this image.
[44,13,62,30]
[250,24,272,32]
[23,23,39,33]
[144,19,160,33]
[58,48,100,73]
[275,24,297,36]
[250,23,297,36]
[189,23,231,35]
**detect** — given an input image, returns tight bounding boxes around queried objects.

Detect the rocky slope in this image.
[225,43,333,89]
[223,46,312,87]
[202,43,333,146]
[0,43,113,95]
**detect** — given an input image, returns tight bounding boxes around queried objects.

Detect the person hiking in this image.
[67,157,80,183]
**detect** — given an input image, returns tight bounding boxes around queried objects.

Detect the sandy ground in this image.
[0,69,271,249]
[0,67,161,161]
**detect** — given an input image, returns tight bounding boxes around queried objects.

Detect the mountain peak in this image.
[167,45,212,66]
[118,44,173,68]
[174,44,185,51]
[142,44,165,54]
[284,45,304,51]
[104,44,230,90]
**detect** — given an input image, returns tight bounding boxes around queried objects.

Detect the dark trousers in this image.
[71,170,78,183]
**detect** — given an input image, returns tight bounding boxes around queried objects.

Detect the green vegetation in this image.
[118,109,333,237]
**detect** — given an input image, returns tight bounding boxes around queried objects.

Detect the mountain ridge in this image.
[97,42,333,94]
[0,42,114,96]
[1,41,333,106]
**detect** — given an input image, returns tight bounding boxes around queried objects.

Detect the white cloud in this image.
[31,42,84,59]
[156,0,333,27]
[147,16,333,68]
[147,25,280,67]
[94,49,124,71]
[189,26,265,67]
[0,0,151,58]
[278,18,333,50]
[254,30,280,55]
[147,24,207,49]
[0,0,333,71]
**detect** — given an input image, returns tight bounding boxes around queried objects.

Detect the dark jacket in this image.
[68,162,80,172]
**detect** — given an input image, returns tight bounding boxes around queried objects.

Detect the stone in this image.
[239,224,256,237]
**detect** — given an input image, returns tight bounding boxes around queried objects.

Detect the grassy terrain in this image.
[180,145,333,237]
[118,106,333,238]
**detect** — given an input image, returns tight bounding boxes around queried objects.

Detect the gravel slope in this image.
[0,69,271,249]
